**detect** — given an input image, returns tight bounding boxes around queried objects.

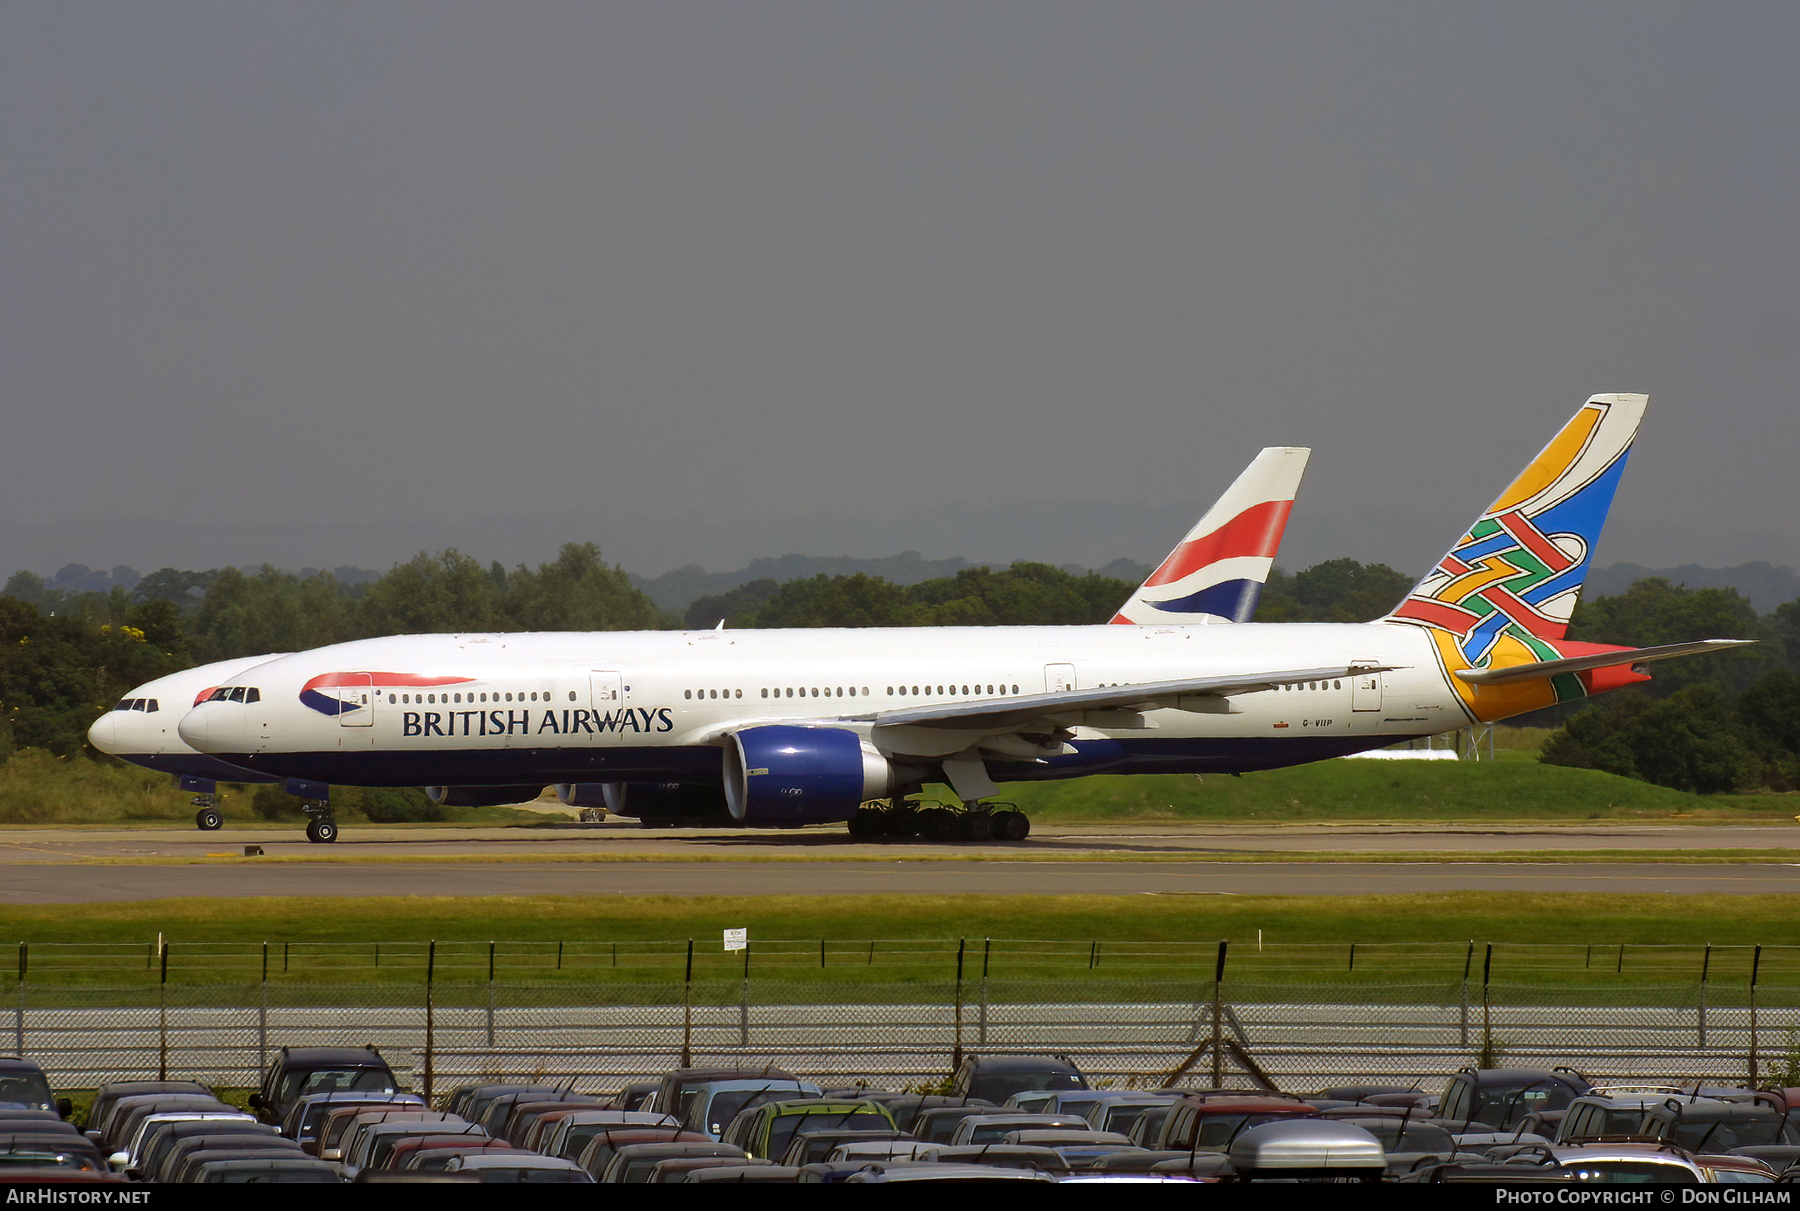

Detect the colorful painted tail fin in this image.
[1384,393,1647,719]
[1112,446,1309,625]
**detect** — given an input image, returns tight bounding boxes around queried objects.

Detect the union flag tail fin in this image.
[1112,447,1309,625]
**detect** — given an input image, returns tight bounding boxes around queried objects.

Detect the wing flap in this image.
[849,665,1394,732]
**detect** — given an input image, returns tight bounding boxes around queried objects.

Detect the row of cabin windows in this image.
[205,687,261,704]
[684,684,1025,702]
[381,679,1350,708]
[113,697,161,712]
[389,690,579,705]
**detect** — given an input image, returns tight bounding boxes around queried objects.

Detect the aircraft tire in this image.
[195,808,223,831]
[884,807,917,838]
[994,811,1031,842]
[961,812,995,842]
[921,809,959,842]
[309,819,338,844]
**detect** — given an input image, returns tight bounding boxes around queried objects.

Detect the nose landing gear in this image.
[192,794,224,832]
[301,801,338,843]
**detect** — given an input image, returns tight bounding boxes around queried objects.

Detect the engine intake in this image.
[723,726,891,826]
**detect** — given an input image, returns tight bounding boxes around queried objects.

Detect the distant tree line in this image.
[5,540,1797,796]
[1539,579,1800,794]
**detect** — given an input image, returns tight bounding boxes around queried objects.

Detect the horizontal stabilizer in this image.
[1452,639,1753,686]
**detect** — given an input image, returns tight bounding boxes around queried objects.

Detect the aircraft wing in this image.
[1452,640,1753,685]
[843,665,1393,733]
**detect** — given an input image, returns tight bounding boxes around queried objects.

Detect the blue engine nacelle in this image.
[723,726,892,826]
[424,784,546,807]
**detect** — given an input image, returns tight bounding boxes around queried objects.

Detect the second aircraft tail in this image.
[1112,446,1309,625]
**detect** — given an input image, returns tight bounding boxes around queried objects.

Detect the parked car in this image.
[1225,1119,1386,1182]
[721,1098,896,1160]
[949,1055,1087,1104]
[1438,1067,1592,1131]
[1638,1093,1800,1151]
[1153,1094,1320,1151]
[681,1078,822,1140]
[249,1046,397,1126]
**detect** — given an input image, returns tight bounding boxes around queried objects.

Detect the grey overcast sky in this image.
[3,2,1796,583]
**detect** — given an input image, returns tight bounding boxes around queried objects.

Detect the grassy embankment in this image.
[0,750,546,826]
[4,727,1795,827]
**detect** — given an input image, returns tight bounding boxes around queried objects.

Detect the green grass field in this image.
[4,893,1798,997]
[994,761,1799,824]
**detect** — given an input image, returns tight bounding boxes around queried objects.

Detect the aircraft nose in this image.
[87,713,120,755]
[176,708,210,751]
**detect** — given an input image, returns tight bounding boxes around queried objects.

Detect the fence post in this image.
[979,938,990,1048]
[1481,943,1493,1063]
[681,940,693,1068]
[1211,940,1229,1088]
[424,941,435,1105]
[1748,945,1762,1085]
[952,939,966,1072]
[14,942,24,1058]
[739,942,750,1048]
[1460,941,1473,1047]
[258,942,269,1074]
[1698,944,1711,1050]
[158,937,169,1082]
[485,941,496,1048]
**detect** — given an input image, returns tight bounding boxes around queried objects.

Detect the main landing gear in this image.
[301,800,338,844]
[847,798,1031,843]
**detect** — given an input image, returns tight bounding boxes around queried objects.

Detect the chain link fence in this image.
[9,974,1797,1095]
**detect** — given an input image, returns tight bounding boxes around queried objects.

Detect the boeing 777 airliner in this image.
[175,396,1745,843]
[98,448,1308,839]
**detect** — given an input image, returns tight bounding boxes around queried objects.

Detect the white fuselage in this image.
[176,621,1460,790]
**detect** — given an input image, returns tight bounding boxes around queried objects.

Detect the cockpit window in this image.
[145,699,158,713]
[208,687,259,703]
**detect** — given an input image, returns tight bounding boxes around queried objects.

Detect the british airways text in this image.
[401,708,674,738]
